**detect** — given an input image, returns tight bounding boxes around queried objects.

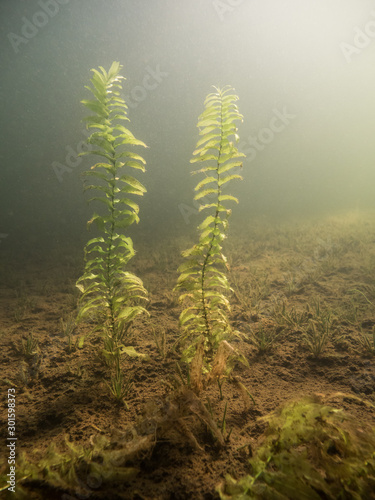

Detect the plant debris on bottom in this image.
[219,395,375,500]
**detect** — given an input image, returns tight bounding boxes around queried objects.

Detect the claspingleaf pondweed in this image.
[176,85,247,391]
[76,62,148,403]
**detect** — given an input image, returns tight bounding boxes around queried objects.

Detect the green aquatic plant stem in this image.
[200,103,225,338]
[76,61,148,342]
[176,85,245,364]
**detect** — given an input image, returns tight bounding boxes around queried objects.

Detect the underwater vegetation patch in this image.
[219,395,375,500]
[175,85,246,383]
[0,388,225,498]
[4,56,375,500]
[76,61,148,336]
[75,62,149,402]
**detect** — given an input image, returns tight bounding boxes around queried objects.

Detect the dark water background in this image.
[1,0,375,255]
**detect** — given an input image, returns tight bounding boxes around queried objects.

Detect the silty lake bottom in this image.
[0,210,374,499]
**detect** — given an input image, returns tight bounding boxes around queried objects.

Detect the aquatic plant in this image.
[302,299,335,358]
[151,325,170,360]
[0,433,140,498]
[15,332,42,387]
[12,289,36,323]
[60,313,83,352]
[230,267,270,320]
[357,326,375,356]
[13,305,26,323]
[270,298,308,329]
[0,388,226,498]
[247,322,281,354]
[75,62,148,401]
[20,332,39,359]
[176,85,245,377]
[106,356,133,402]
[219,395,375,499]
[302,317,331,358]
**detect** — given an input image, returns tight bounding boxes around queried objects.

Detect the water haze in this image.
[1,0,375,254]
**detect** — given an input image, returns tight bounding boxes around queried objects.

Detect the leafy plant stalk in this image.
[75,62,148,401]
[176,85,245,374]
